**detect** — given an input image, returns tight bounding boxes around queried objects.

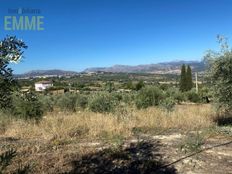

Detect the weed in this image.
[179,132,205,153]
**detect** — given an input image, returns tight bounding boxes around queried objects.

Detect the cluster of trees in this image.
[123,80,145,91]
[179,64,193,92]
[38,86,205,114]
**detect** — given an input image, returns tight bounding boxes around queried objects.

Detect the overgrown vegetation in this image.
[12,92,43,121]
[89,92,119,113]
[135,86,164,109]
[179,132,205,153]
[205,35,232,113]
[9,83,206,117]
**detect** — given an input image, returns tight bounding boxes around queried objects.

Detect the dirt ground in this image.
[0,131,231,174]
[150,133,232,174]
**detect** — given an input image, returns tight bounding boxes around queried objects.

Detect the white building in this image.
[35,81,53,91]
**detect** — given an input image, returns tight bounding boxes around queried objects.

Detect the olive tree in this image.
[204,35,232,112]
[0,36,27,109]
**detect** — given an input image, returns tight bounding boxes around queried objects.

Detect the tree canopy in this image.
[179,64,193,92]
[186,65,193,91]
[179,64,187,92]
[204,35,232,112]
[0,36,27,109]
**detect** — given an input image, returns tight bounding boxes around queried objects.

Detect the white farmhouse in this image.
[35,81,53,91]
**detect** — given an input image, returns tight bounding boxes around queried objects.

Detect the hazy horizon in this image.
[16,59,203,74]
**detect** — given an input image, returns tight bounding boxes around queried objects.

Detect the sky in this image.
[0,0,232,74]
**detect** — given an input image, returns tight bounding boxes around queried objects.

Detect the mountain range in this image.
[16,69,78,78]
[17,60,205,78]
[83,60,205,74]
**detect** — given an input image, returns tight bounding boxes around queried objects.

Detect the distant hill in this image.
[16,60,205,78]
[84,60,205,74]
[16,69,79,78]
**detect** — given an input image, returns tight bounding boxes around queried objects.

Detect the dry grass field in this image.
[2,104,215,141]
[1,104,231,173]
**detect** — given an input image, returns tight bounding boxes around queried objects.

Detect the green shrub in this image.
[76,94,88,110]
[135,86,164,109]
[89,93,118,113]
[39,95,55,112]
[0,113,10,134]
[124,81,135,90]
[160,97,175,113]
[135,80,145,91]
[174,92,186,103]
[111,92,123,101]
[56,93,88,112]
[186,90,200,103]
[166,87,185,103]
[198,86,212,103]
[12,92,43,121]
[56,92,77,112]
[179,132,205,153]
[121,93,135,105]
[159,84,169,90]
[105,82,115,93]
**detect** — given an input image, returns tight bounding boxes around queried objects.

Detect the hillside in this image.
[16,60,205,78]
[84,60,205,74]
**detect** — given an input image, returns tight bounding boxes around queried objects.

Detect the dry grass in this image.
[0,104,219,173]
[2,104,216,142]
